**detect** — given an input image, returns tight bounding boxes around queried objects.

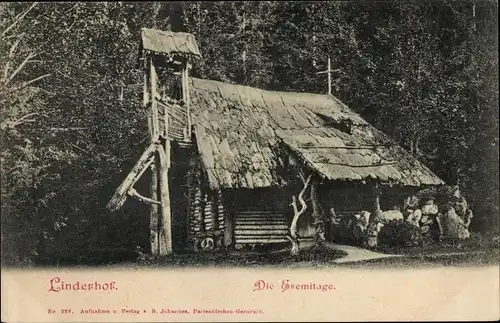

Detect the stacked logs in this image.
[189,186,203,234]
[188,188,226,251]
[186,155,227,251]
[217,189,225,230]
[203,194,214,231]
[186,155,202,249]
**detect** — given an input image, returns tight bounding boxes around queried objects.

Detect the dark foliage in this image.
[378,220,423,247]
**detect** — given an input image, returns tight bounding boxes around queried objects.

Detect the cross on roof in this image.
[316,57,340,95]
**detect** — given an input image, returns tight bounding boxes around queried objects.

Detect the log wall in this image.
[186,154,226,251]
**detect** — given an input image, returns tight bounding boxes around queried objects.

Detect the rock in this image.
[453,197,468,217]
[406,209,422,227]
[421,200,438,215]
[403,208,414,219]
[437,206,470,240]
[349,211,371,242]
[379,209,404,223]
[404,195,419,209]
[355,211,371,230]
[463,209,473,227]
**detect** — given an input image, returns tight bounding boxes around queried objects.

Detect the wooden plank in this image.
[235,215,286,219]
[235,239,288,244]
[235,235,288,239]
[236,218,286,221]
[235,210,286,214]
[234,225,288,230]
[106,142,157,211]
[235,221,288,225]
[234,230,288,235]
[235,218,287,223]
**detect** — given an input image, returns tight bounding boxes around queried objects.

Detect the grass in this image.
[8,232,499,269]
[136,244,348,268]
[338,249,499,268]
[373,231,499,256]
[356,231,500,268]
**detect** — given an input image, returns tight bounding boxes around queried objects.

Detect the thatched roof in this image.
[140,28,201,58]
[190,78,445,189]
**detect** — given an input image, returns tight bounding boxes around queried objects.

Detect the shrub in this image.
[378,220,422,247]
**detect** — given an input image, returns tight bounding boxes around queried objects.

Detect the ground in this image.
[26,231,499,268]
[130,241,498,269]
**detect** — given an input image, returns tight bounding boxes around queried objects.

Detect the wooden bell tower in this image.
[106,28,201,256]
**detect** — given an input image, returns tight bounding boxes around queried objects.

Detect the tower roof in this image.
[140,28,201,59]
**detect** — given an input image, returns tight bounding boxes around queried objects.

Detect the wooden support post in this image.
[149,163,159,255]
[144,67,152,137]
[144,61,159,256]
[181,61,190,142]
[224,210,234,248]
[186,62,192,141]
[156,143,173,255]
[310,180,326,246]
[366,182,382,248]
[150,57,159,140]
[327,57,331,95]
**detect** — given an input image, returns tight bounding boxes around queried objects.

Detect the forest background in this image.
[1,1,498,265]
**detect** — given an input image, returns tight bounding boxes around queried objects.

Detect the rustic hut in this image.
[107,28,445,255]
[176,78,445,251]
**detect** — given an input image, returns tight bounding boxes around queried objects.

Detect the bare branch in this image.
[4,52,37,86]
[290,196,298,215]
[289,174,312,239]
[67,143,87,154]
[1,2,38,38]
[46,127,88,131]
[1,73,53,98]
[18,73,51,88]
[0,112,40,130]
[2,33,26,82]
[8,33,25,57]
[297,174,311,216]
[65,20,77,33]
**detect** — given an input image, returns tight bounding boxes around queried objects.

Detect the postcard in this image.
[1,1,498,322]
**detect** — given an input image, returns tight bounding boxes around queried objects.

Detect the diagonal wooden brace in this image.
[127,188,161,205]
[106,142,157,211]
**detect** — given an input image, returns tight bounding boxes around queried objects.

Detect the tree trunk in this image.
[288,174,312,256]
[290,238,300,256]
[288,196,301,256]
